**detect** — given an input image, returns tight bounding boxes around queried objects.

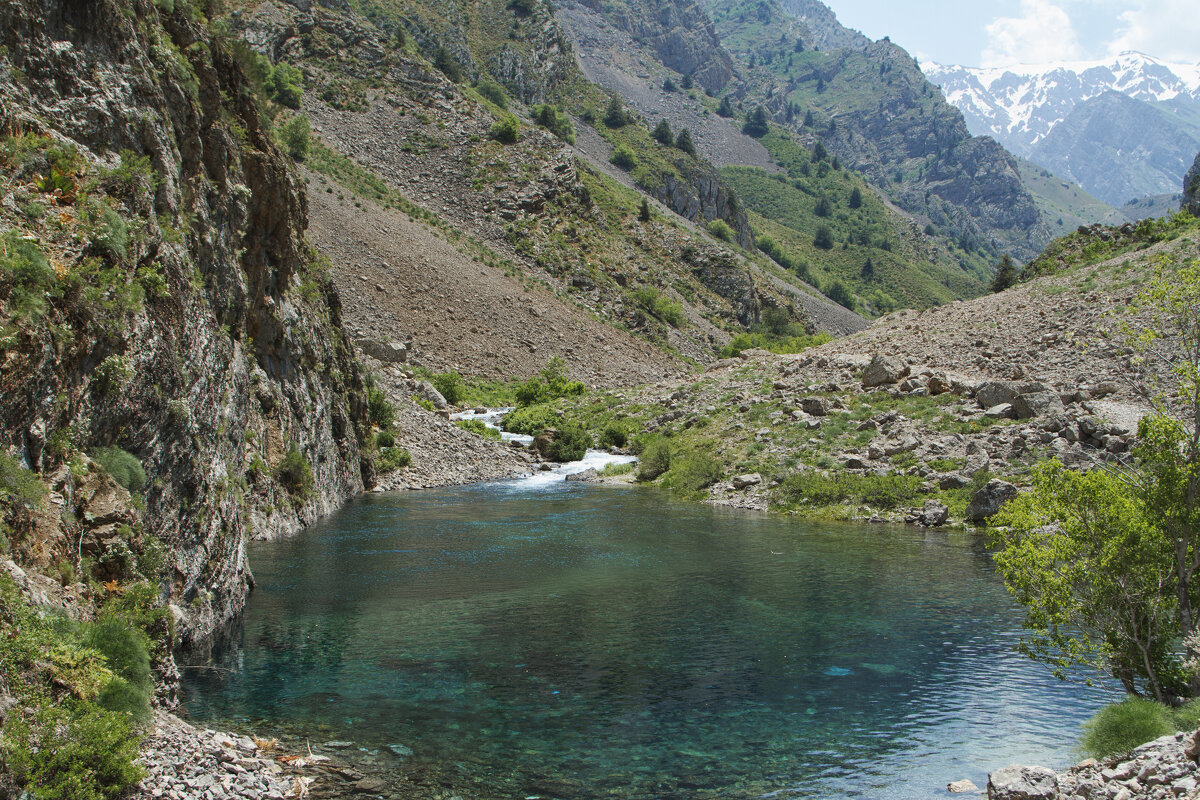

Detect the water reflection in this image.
[184,483,1113,799]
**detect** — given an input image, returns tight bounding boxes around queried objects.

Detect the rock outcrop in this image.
[0,0,370,648]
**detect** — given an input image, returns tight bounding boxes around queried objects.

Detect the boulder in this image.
[1013,391,1064,420]
[884,435,919,456]
[565,468,600,482]
[964,442,990,475]
[939,473,970,490]
[415,380,448,409]
[927,373,953,395]
[966,480,1020,523]
[948,779,979,793]
[987,765,1058,800]
[917,500,949,527]
[976,381,1021,409]
[732,473,762,490]
[359,338,408,363]
[800,397,830,417]
[984,403,1016,420]
[862,355,910,389]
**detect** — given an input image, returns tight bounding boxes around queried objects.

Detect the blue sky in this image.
[823,0,1200,67]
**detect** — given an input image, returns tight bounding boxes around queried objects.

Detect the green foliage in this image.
[814,196,833,217]
[101,150,159,200]
[603,96,632,128]
[433,47,463,83]
[599,422,628,449]
[0,451,45,508]
[276,448,314,500]
[991,254,1018,292]
[375,429,396,449]
[533,104,573,143]
[1080,699,1175,759]
[491,113,521,144]
[638,197,652,222]
[742,105,770,138]
[88,448,146,494]
[718,330,832,358]
[91,356,133,397]
[716,96,735,117]
[707,219,735,242]
[599,461,635,477]
[83,620,153,721]
[652,119,674,146]
[630,286,686,328]
[826,279,854,309]
[277,114,310,161]
[475,81,508,109]
[0,232,56,322]
[813,225,834,250]
[508,0,536,15]
[3,705,143,800]
[775,472,924,511]
[1023,213,1200,280]
[637,437,672,481]
[87,203,130,264]
[849,187,863,209]
[432,371,466,406]
[610,145,637,171]
[675,128,696,156]
[366,384,396,430]
[662,77,677,93]
[456,419,501,440]
[661,449,722,498]
[513,358,585,407]
[501,404,557,436]
[378,447,412,471]
[544,423,590,463]
[264,61,303,109]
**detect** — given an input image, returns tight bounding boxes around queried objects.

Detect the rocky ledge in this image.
[988,730,1200,800]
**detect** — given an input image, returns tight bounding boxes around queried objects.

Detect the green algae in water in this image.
[183,482,1114,799]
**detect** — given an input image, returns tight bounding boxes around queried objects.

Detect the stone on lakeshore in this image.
[948,778,979,793]
[987,765,1058,800]
[966,480,1020,523]
[862,354,910,388]
[565,468,600,482]
[918,501,949,527]
[732,473,762,490]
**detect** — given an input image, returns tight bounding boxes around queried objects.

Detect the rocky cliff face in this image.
[574,0,734,92]
[1186,152,1200,216]
[0,0,369,648]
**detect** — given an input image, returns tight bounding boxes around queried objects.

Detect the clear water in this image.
[183,480,1114,799]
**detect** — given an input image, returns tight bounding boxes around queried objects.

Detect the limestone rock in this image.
[800,397,830,417]
[415,381,448,409]
[565,468,600,482]
[984,403,1016,420]
[1185,151,1200,216]
[917,500,949,527]
[732,473,762,490]
[1013,391,1064,420]
[862,355,910,388]
[948,778,979,793]
[966,480,1020,523]
[976,381,1021,409]
[988,765,1058,800]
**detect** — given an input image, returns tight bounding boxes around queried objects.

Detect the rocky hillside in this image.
[0,0,370,649]
[1187,152,1200,215]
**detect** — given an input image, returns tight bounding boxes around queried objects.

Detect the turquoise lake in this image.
[182,479,1114,799]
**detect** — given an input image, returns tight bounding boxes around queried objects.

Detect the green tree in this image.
[603,96,630,128]
[813,225,834,250]
[991,253,1019,292]
[681,73,694,90]
[814,196,832,217]
[652,119,674,145]
[991,257,1200,701]
[638,197,652,222]
[742,105,770,138]
[849,187,863,209]
[277,114,310,161]
[675,128,696,156]
[662,77,677,93]
[716,96,735,117]
[434,48,463,83]
[812,140,828,161]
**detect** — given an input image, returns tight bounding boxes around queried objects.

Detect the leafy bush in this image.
[513,358,585,407]
[84,620,152,722]
[1081,699,1175,759]
[89,448,146,494]
[652,119,674,145]
[433,48,463,83]
[630,286,687,328]
[378,447,411,471]
[826,280,855,309]
[502,404,557,436]
[276,448,313,500]
[277,114,310,161]
[456,419,501,440]
[663,450,722,497]
[610,145,637,170]
[545,423,591,463]
[599,461,635,477]
[0,451,45,508]
[491,114,521,144]
[366,384,395,430]
[476,81,508,109]
[707,219,735,242]
[599,422,628,449]
[0,231,56,321]
[264,62,303,109]
[533,104,573,143]
[637,437,672,481]
[603,97,632,128]
[742,106,770,138]
[375,430,396,449]
[432,371,466,406]
[3,705,144,800]
[718,331,832,358]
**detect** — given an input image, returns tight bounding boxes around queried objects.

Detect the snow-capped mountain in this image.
[923,52,1200,206]
[923,52,1200,154]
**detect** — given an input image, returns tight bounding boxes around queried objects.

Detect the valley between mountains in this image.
[2,0,1200,798]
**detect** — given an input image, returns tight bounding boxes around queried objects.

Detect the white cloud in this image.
[1107,0,1200,62]
[981,0,1082,67]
